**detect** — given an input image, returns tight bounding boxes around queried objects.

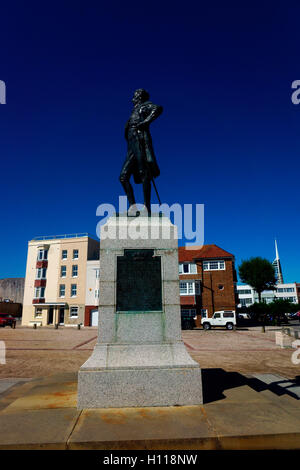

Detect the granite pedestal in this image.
[78,214,202,408]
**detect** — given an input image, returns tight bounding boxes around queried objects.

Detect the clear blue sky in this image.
[0,1,299,282]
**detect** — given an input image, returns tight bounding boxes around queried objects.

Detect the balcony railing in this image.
[32,233,92,241]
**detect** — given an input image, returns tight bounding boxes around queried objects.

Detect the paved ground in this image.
[0,324,300,449]
[0,325,299,379]
[0,371,300,449]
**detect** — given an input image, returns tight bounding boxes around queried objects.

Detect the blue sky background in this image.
[0,1,299,282]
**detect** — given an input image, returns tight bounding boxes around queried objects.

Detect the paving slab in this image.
[217,385,271,403]
[0,380,36,412]
[0,372,300,449]
[68,406,217,450]
[0,408,81,450]
[0,378,31,395]
[259,389,300,409]
[252,373,300,399]
[2,379,77,412]
[203,401,300,450]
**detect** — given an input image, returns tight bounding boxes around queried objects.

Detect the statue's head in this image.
[132,88,149,105]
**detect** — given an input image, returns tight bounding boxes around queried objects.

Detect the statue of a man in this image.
[119,89,163,214]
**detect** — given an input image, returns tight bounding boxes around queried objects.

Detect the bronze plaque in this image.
[116,249,162,312]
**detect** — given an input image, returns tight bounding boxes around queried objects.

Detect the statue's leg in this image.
[119,152,136,207]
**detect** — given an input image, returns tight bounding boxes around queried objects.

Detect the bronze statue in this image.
[119,89,163,214]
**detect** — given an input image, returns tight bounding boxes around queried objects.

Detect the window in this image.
[238,289,252,295]
[218,284,224,290]
[61,266,66,278]
[179,281,201,295]
[201,309,208,318]
[34,287,45,298]
[73,249,79,260]
[72,265,78,277]
[187,282,194,294]
[203,260,225,271]
[59,284,65,297]
[179,263,197,274]
[71,284,77,297]
[282,296,297,303]
[95,269,100,279]
[62,250,67,260]
[70,306,78,317]
[180,282,188,294]
[36,268,47,279]
[277,287,295,293]
[35,308,42,317]
[223,311,234,318]
[37,249,48,261]
[95,289,99,298]
[181,308,196,317]
[213,313,221,318]
[241,298,253,306]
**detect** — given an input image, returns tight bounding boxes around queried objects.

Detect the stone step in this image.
[252,373,300,400]
[1,373,300,449]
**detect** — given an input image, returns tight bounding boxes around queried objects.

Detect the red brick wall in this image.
[179,258,237,326]
[200,259,236,316]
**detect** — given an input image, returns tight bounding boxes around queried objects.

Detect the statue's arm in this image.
[139,103,163,128]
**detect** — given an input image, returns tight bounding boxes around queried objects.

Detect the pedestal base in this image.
[78,367,202,409]
[78,215,203,409]
[77,341,203,408]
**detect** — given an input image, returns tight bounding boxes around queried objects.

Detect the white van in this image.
[201,310,236,330]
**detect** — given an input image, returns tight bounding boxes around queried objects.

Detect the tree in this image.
[238,257,276,303]
[250,302,271,323]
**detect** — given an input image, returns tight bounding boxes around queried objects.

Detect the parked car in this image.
[238,313,251,320]
[201,310,236,330]
[294,311,300,322]
[0,313,16,328]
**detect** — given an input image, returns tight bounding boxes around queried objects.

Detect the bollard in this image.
[77,324,81,330]
[33,323,37,329]
[55,323,58,329]
[261,325,265,333]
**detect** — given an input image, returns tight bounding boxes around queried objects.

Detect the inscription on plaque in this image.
[116,249,162,312]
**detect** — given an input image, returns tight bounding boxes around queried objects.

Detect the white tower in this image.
[272,239,284,284]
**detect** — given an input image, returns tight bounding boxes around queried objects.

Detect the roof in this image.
[178,244,234,262]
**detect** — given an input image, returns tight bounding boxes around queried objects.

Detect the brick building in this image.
[179,245,237,326]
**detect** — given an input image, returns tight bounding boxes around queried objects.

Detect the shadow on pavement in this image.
[202,368,300,404]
